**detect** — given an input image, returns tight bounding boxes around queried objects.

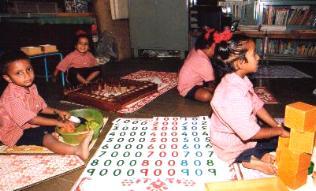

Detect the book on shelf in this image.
[267,40,316,57]
[262,5,316,26]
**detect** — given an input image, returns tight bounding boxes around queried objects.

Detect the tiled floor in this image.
[3,57,316,191]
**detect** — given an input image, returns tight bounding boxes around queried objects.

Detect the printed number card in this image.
[71,116,236,191]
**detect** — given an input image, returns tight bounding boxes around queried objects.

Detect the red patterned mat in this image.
[0,155,83,191]
[118,70,178,113]
[0,118,108,191]
[254,86,278,104]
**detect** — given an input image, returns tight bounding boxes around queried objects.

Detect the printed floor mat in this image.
[254,86,278,104]
[253,65,312,79]
[71,116,237,191]
[0,118,108,191]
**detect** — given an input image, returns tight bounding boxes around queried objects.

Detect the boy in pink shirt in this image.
[0,50,92,160]
[177,27,232,102]
[54,33,101,86]
[210,35,289,175]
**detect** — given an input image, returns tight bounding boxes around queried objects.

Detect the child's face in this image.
[242,40,260,74]
[3,59,35,87]
[75,37,89,54]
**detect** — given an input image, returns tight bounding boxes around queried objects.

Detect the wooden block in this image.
[277,147,311,173]
[278,168,308,189]
[276,137,290,162]
[20,46,42,56]
[289,129,315,154]
[284,102,316,132]
[39,44,58,53]
[205,177,288,191]
[278,137,290,148]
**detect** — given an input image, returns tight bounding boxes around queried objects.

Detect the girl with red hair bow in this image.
[177,27,232,102]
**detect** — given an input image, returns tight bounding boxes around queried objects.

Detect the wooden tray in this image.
[205,177,288,191]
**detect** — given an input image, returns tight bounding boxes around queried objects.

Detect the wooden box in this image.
[20,46,42,56]
[40,44,58,53]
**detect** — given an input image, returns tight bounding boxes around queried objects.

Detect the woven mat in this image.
[0,118,108,191]
[254,86,278,104]
[253,65,312,79]
[118,70,178,113]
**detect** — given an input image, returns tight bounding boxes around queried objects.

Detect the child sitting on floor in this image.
[54,31,101,86]
[177,27,232,102]
[210,34,289,174]
[0,50,93,160]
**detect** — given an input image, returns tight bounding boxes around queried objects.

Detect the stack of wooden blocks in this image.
[277,102,316,189]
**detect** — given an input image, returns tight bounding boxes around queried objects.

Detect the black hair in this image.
[74,33,90,47]
[195,28,216,50]
[212,34,252,83]
[0,49,29,75]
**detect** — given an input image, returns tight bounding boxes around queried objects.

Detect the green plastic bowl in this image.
[56,108,104,144]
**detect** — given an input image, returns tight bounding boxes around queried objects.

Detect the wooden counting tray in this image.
[64,79,158,111]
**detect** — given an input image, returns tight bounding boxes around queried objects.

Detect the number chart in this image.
[72,116,236,191]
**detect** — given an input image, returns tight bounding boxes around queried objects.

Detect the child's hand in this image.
[279,128,290,138]
[277,124,290,138]
[54,110,71,121]
[58,121,76,133]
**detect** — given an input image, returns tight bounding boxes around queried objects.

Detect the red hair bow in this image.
[204,27,215,40]
[213,28,233,44]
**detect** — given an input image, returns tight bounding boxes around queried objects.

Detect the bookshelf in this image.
[219,0,316,63]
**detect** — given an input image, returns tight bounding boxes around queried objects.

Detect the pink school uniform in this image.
[210,73,264,164]
[177,48,215,97]
[56,50,97,73]
[0,83,47,146]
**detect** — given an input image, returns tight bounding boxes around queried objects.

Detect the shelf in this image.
[236,30,316,39]
[264,55,316,63]
[0,13,95,24]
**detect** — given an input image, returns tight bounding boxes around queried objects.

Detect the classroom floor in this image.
[9,57,316,191]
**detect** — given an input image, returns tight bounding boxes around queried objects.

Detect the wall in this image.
[93,0,131,60]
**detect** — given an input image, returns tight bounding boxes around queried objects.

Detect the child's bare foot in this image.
[75,131,93,160]
[242,157,277,175]
[261,153,275,164]
[51,132,60,140]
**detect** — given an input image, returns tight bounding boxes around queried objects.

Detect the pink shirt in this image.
[56,50,97,72]
[177,49,215,96]
[210,73,264,164]
[0,83,47,146]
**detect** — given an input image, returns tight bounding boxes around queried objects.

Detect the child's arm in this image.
[40,107,71,121]
[251,126,289,140]
[251,107,289,139]
[256,107,279,128]
[53,69,60,78]
[28,115,71,128]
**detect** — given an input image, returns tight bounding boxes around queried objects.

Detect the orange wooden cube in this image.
[289,129,315,154]
[277,148,311,173]
[276,137,290,162]
[278,168,308,189]
[277,137,290,148]
[284,102,316,132]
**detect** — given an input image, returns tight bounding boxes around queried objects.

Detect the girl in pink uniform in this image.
[0,50,92,160]
[210,35,289,174]
[177,27,232,102]
[54,33,101,86]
